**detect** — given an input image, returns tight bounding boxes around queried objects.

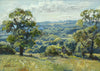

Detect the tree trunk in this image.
[82,50,85,57]
[81,42,86,57]
[20,46,24,56]
[89,40,94,58]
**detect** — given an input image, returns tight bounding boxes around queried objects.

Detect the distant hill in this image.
[0,20,79,42]
[37,20,77,25]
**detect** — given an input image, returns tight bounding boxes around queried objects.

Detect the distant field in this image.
[0,54,100,71]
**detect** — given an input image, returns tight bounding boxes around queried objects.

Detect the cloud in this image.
[0,0,100,23]
[30,0,91,13]
[28,0,93,22]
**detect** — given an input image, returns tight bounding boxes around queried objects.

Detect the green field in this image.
[0,54,100,71]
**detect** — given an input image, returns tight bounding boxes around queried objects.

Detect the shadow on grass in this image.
[75,54,100,61]
[23,54,39,59]
[18,53,100,62]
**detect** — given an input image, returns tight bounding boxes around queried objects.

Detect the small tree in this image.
[2,8,41,56]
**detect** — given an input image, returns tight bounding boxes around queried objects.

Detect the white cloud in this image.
[0,0,99,23]
[28,0,92,22]
[30,0,91,13]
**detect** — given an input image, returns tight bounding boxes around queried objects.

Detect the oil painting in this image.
[0,0,100,71]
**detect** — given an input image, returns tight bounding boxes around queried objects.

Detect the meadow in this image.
[0,54,100,71]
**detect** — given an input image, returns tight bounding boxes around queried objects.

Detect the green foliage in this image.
[73,30,88,42]
[76,19,83,27]
[51,37,61,45]
[95,33,100,47]
[25,48,33,53]
[78,9,100,27]
[33,48,40,53]
[0,41,16,54]
[85,25,97,33]
[9,8,33,18]
[65,39,77,53]
[2,20,13,32]
[14,41,21,47]
[74,9,100,57]
[45,45,61,56]
[2,8,41,55]
[53,37,61,42]
[6,35,16,44]
[73,25,97,46]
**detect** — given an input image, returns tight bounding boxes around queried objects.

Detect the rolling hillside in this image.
[0,20,79,42]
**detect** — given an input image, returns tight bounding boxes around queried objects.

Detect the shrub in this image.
[45,45,61,56]
[33,48,40,53]
[61,46,72,56]
[64,39,77,53]
[0,41,16,54]
[25,49,33,53]
[39,46,47,53]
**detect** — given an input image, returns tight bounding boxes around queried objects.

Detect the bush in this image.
[32,45,47,53]
[33,48,40,53]
[0,41,16,54]
[45,45,61,56]
[39,46,47,53]
[64,39,77,53]
[25,49,33,53]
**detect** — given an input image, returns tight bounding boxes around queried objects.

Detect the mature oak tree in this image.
[73,9,100,57]
[2,8,41,56]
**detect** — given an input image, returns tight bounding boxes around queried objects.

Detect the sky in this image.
[0,0,100,23]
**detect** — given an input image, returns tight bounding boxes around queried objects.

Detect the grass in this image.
[0,54,100,71]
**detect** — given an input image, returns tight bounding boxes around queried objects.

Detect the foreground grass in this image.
[0,54,100,71]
